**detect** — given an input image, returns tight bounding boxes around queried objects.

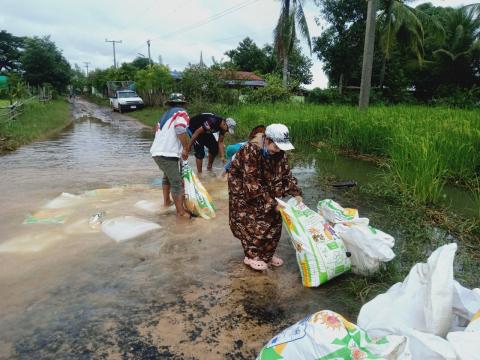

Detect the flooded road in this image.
[0,100,475,359]
[0,100,359,359]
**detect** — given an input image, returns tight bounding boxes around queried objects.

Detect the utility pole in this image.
[358,0,377,111]
[105,39,122,68]
[147,40,152,65]
[83,62,90,77]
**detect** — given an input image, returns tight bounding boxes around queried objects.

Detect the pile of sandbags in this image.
[258,243,480,360]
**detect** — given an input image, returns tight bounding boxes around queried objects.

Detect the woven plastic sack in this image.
[317,199,368,225]
[257,310,409,360]
[277,198,350,287]
[334,223,395,275]
[182,161,216,219]
[101,216,161,243]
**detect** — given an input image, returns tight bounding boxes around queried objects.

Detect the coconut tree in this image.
[432,4,480,88]
[274,0,312,86]
[377,0,427,88]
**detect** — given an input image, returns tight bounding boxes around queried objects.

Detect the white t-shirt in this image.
[150,109,189,158]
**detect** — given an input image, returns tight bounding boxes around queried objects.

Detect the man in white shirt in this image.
[150,93,191,218]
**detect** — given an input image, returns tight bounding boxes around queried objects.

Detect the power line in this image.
[123,0,259,59]
[162,0,259,39]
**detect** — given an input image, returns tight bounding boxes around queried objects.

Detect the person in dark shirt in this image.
[183,113,236,174]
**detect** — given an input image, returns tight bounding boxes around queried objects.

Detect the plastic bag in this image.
[334,223,395,275]
[182,161,216,219]
[257,310,409,360]
[277,198,350,287]
[44,192,85,209]
[357,243,480,359]
[101,216,161,242]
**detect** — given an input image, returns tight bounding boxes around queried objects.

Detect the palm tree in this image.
[377,0,427,88]
[359,0,378,110]
[274,0,312,86]
[432,4,480,88]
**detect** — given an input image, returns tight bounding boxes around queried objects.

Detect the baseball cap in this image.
[265,124,294,151]
[225,118,236,134]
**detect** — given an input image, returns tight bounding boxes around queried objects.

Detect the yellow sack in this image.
[182,162,216,219]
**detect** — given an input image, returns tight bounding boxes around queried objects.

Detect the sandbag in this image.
[317,199,368,225]
[357,243,480,359]
[182,161,216,219]
[101,216,161,242]
[334,223,395,275]
[277,198,350,287]
[44,192,85,209]
[257,310,409,360]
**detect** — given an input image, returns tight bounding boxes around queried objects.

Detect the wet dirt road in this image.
[0,100,360,359]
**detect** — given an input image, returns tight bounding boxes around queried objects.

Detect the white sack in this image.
[101,216,161,243]
[317,199,368,225]
[334,223,395,275]
[44,192,85,209]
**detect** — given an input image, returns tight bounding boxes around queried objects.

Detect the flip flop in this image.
[243,257,268,271]
[269,256,284,267]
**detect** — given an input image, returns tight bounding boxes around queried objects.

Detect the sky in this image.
[1,0,478,89]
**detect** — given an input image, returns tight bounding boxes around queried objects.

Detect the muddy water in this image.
[0,100,357,360]
[0,100,473,359]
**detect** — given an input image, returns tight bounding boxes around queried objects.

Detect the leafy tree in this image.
[21,36,71,91]
[245,73,291,103]
[313,0,367,91]
[131,56,151,70]
[225,37,268,72]
[274,0,312,85]
[135,64,174,106]
[225,38,313,86]
[0,30,25,72]
[70,63,86,94]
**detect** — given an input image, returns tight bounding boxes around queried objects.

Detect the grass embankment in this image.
[222,103,479,207]
[129,107,163,127]
[0,99,71,153]
[130,103,479,213]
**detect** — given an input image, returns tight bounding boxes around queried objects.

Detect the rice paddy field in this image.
[213,103,480,208]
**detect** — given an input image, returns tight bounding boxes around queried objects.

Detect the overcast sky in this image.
[1,0,477,88]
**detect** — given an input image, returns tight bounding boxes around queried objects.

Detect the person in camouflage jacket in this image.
[228,124,302,271]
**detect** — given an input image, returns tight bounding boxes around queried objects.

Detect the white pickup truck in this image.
[110,90,144,113]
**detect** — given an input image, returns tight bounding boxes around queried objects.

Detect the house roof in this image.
[230,71,264,81]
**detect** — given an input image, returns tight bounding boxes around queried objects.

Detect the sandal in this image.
[243,257,268,271]
[269,256,284,267]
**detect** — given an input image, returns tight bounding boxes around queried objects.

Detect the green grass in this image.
[129,107,164,127]
[0,99,10,107]
[0,99,71,152]
[129,102,480,206]
[214,103,479,206]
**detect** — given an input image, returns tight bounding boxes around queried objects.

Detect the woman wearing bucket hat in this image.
[183,113,236,174]
[228,124,302,271]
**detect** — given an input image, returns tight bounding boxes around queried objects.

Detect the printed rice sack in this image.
[257,310,409,360]
[277,198,350,287]
[182,162,216,219]
[317,199,368,225]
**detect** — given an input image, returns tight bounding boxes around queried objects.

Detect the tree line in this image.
[313,0,480,106]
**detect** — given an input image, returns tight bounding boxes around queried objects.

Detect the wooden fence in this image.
[0,96,50,123]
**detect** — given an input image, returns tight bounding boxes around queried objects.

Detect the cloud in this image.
[2,0,471,90]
